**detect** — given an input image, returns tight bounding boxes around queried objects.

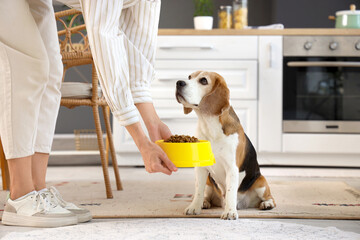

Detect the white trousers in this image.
[60,0,161,126]
[0,0,62,159]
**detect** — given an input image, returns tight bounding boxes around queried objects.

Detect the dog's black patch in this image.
[238,134,261,192]
[209,175,221,192]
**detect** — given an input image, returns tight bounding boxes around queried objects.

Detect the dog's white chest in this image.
[196,114,240,193]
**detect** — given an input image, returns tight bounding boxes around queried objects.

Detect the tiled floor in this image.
[0,166,360,238]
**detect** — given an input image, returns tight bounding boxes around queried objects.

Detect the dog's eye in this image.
[199,77,208,85]
[188,75,191,80]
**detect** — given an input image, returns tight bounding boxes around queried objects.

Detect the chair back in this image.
[55,9,102,102]
[55,9,91,65]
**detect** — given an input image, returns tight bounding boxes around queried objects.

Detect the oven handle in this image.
[287,61,360,67]
[159,46,214,50]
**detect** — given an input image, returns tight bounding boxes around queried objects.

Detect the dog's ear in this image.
[183,107,193,114]
[199,74,230,116]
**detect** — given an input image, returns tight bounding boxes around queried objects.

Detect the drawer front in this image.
[113,99,257,154]
[156,36,258,60]
[152,60,257,100]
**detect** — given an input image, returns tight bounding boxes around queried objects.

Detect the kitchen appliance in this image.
[283,36,360,133]
[329,4,360,29]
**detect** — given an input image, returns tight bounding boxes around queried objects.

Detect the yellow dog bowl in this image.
[155,140,215,167]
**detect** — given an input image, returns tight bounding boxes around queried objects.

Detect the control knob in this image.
[304,41,312,50]
[329,41,338,50]
[355,41,360,50]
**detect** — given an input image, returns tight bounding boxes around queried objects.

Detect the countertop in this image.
[158,28,360,36]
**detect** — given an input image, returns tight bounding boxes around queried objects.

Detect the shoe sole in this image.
[1,212,78,228]
[76,212,92,223]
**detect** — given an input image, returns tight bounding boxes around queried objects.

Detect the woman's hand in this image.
[136,103,172,142]
[139,139,177,175]
[147,120,172,142]
[126,122,177,175]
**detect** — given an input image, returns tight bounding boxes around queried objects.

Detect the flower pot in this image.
[194,16,213,30]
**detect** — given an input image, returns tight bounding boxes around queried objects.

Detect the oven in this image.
[283,36,360,133]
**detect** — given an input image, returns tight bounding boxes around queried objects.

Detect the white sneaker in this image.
[2,191,78,227]
[43,187,92,223]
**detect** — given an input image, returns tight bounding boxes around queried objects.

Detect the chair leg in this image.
[0,137,10,190]
[105,105,110,166]
[102,106,123,191]
[92,105,113,199]
[105,133,110,166]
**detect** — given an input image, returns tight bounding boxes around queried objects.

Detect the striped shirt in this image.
[58,0,160,126]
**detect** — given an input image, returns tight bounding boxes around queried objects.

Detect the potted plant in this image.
[193,0,214,30]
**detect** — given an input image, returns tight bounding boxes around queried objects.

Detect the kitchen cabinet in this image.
[153,60,258,100]
[155,36,258,60]
[258,36,283,152]
[114,35,259,166]
[113,32,360,167]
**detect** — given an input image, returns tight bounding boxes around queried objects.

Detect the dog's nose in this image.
[176,80,186,88]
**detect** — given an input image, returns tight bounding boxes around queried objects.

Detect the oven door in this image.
[283,57,360,133]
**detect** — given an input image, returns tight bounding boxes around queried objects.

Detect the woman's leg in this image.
[31,153,48,191]
[7,156,34,200]
[27,1,92,223]
[0,0,49,198]
[0,1,78,227]
[28,0,63,191]
[0,1,50,159]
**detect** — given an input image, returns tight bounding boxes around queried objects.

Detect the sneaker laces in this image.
[33,192,55,213]
[49,186,68,206]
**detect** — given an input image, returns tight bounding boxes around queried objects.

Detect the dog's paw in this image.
[259,199,275,210]
[220,209,238,220]
[202,200,211,209]
[184,204,202,215]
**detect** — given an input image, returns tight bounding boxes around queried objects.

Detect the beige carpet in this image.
[1,179,359,220]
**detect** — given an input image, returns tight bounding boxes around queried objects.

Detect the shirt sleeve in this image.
[79,0,140,126]
[120,0,161,105]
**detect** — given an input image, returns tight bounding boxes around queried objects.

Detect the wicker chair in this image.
[0,9,123,198]
[55,9,122,199]
[0,138,10,191]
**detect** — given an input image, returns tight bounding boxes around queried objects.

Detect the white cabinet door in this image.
[152,60,258,100]
[258,36,283,152]
[156,36,258,60]
[283,133,360,154]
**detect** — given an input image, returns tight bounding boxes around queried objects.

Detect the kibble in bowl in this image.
[164,135,199,143]
[156,135,215,168]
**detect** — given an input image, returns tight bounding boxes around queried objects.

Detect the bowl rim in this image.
[155,139,210,144]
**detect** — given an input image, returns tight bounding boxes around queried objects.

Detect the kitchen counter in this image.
[158,28,360,36]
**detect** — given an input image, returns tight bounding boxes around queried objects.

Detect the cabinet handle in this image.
[159,46,214,50]
[287,61,360,67]
[269,43,277,68]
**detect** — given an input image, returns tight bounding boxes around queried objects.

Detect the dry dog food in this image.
[164,135,199,143]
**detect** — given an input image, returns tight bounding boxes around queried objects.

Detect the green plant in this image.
[65,15,85,27]
[194,0,214,17]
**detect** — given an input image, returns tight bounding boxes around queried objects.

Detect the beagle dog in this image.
[176,71,275,220]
